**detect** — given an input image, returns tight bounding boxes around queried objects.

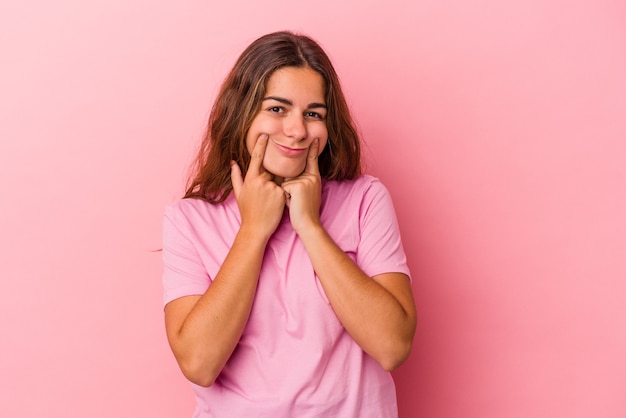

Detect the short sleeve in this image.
[356,179,411,280]
[162,203,211,306]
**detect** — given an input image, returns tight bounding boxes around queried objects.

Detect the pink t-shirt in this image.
[162,175,411,418]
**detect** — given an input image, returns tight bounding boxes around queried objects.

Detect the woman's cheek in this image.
[314,126,329,156]
[246,116,277,154]
[318,135,328,156]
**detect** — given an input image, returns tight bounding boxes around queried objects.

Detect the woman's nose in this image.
[284,114,307,141]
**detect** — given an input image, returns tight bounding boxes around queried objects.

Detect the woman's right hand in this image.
[231,134,285,240]
[165,133,282,387]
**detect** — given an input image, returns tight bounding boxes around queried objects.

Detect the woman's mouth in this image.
[274,142,307,157]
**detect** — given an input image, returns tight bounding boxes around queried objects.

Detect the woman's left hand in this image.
[284,138,416,371]
[281,138,322,234]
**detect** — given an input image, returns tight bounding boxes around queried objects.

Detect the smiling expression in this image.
[246,66,329,182]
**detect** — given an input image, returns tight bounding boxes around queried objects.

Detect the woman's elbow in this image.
[377,338,414,372]
[178,357,220,387]
[379,319,416,371]
[379,352,410,372]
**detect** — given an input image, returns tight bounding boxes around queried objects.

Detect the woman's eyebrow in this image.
[263,96,327,109]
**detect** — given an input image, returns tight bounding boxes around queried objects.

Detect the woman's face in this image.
[246,66,328,182]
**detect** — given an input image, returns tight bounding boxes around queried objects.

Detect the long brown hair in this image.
[185,31,361,203]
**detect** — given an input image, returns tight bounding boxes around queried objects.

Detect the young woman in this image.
[162,31,416,417]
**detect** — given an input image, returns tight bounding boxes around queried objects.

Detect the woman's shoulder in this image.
[164,194,238,226]
[165,196,208,216]
[324,174,389,197]
[322,175,393,214]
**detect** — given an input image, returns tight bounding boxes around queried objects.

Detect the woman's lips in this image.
[274,142,307,157]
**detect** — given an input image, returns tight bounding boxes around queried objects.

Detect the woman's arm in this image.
[282,139,417,370]
[164,135,285,386]
[298,227,416,371]
[164,229,266,387]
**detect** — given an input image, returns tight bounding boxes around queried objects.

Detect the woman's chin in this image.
[264,161,306,180]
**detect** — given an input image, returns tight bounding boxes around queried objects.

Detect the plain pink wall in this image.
[1,1,624,417]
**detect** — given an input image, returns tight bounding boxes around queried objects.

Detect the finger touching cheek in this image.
[317,136,328,157]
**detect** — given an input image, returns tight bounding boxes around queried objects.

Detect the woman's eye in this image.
[306,111,325,120]
[268,106,283,113]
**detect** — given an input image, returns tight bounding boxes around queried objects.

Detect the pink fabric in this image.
[162,175,410,417]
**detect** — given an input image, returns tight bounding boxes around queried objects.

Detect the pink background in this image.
[1,1,625,417]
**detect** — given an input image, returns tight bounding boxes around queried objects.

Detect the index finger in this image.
[304,138,320,175]
[248,133,269,175]
[230,161,243,200]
